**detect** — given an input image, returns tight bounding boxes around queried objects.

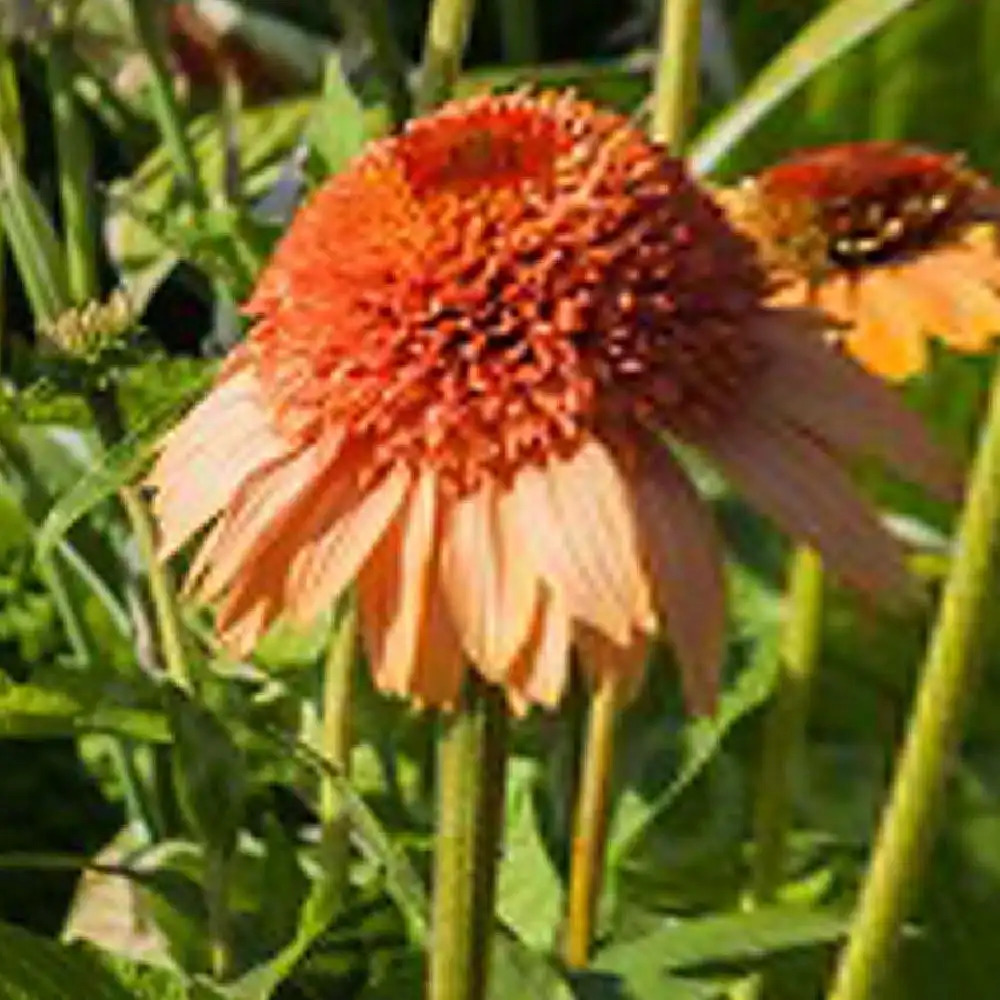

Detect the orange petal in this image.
[439,479,538,681]
[575,624,649,703]
[359,469,438,698]
[909,255,1000,351]
[147,369,294,558]
[511,438,653,645]
[842,270,927,380]
[409,554,467,711]
[505,589,571,710]
[215,462,409,653]
[631,432,725,715]
[693,405,913,599]
[752,312,961,503]
[194,441,340,602]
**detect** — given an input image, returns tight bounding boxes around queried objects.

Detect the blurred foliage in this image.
[1,1,999,998]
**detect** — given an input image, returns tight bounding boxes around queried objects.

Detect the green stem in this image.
[331,0,412,129]
[89,390,192,691]
[494,0,539,64]
[827,360,1000,1000]
[651,0,703,148]
[319,598,358,906]
[732,545,825,1000]
[564,673,620,968]
[415,0,479,114]
[428,676,508,1000]
[205,848,232,980]
[128,0,207,208]
[45,7,98,304]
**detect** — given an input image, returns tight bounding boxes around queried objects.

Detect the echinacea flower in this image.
[147,93,957,713]
[720,141,1000,380]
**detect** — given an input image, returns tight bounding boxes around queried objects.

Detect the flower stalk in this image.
[319,598,358,907]
[428,676,508,1000]
[652,0,702,150]
[415,0,478,114]
[827,362,1000,1000]
[564,673,620,967]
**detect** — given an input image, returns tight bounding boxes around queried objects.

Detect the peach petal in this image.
[631,432,725,715]
[148,369,295,558]
[359,470,438,697]
[511,438,654,646]
[409,557,467,710]
[752,312,961,503]
[505,590,571,710]
[439,479,538,681]
[695,406,913,598]
[215,463,409,653]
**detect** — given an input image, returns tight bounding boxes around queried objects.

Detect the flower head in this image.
[148,95,957,713]
[721,141,1000,379]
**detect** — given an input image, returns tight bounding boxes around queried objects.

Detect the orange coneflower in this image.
[147,94,957,713]
[721,141,1000,380]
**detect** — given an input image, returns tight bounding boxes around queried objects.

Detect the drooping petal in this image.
[631,431,726,715]
[505,589,572,710]
[439,478,538,681]
[359,469,438,698]
[409,554,467,710]
[215,462,409,653]
[751,311,961,503]
[693,405,914,598]
[147,369,295,558]
[511,438,654,645]
[575,623,649,703]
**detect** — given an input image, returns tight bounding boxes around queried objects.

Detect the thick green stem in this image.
[651,0,703,148]
[732,546,825,1000]
[495,0,540,64]
[319,599,358,906]
[415,0,478,114]
[128,0,206,208]
[827,361,1000,1000]
[564,674,620,968]
[45,11,97,305]
[428,676,508,1000]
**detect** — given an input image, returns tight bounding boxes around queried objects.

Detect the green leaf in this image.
[165,687,247,856]
[690,0,922,173]
[487,927,575,1000]
[0,919,139,1000]
[0,676,169,741]
[594,908,847,995]
[0,150,69,323]
[105,98,315,309]
[306,55,369,175]
[496,758,563,951]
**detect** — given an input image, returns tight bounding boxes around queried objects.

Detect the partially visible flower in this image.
[720,141,1000,380]
[147,94,957,714]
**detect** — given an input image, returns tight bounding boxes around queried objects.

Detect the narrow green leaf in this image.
[690,0,922,173]
[0,920,138,1000]
[0,676,169,741]
[0,149,69,322]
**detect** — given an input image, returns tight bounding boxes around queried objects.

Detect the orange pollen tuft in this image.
[245,92,766,492]
[750,141,988,274]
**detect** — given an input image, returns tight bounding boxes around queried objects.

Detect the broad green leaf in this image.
[0,919,138,1000]
[690,0,922,173]
[0,677,168,742]
[496,758,563,951]
[165,687,247,856]
[595,907,847,989]
[306,55,369,175]
[0,149,69,323]
[487,927,575,1000]
[608,626,782,866]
